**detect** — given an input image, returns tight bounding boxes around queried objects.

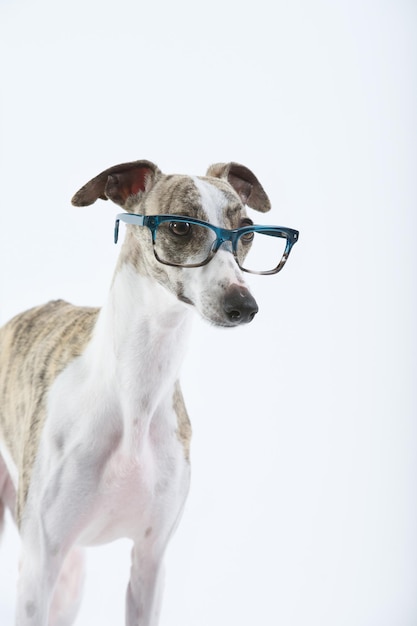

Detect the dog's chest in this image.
[79,429,190,546]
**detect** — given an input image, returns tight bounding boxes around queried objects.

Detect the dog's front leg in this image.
[16,544,85,626]
[16,565,50,626]
[15,445,98,626]
[125,543,166,626]
[16,529,65,626]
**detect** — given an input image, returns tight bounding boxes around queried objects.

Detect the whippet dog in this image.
[0,160,299,626]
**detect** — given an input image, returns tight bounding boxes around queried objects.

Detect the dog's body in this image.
[0,160,272,626]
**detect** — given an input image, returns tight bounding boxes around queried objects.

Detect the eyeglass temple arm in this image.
[114,220,120,244]
[260,228,299,240]
[114,213,146,244]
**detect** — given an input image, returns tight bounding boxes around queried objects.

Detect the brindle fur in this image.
[0,301,99,523]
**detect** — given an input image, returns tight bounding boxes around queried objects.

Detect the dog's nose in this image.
[223,285,259,324]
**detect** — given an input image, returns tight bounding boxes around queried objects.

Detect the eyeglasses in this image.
[114,213,299,275]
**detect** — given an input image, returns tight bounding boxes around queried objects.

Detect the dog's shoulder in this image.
[0,299,100,414]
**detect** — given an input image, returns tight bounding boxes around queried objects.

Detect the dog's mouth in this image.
[203,309,258,328]
[177,293,194,307]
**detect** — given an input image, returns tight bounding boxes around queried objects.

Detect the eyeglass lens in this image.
[154,221,217,266]
[237,231,287,273]
[154,221,288,272]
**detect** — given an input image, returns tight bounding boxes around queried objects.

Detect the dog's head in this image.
[72,160,271,327]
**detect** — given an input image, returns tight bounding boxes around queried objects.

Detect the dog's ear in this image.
[71,160,162,209]
[206,162,271,213]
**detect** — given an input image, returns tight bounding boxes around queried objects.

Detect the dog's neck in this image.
[88,243,193,441]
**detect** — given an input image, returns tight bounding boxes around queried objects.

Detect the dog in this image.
[0,160,299,625]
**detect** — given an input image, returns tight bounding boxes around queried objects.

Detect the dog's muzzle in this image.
[223,285,258,325]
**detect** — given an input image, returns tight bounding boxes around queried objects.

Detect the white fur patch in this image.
[192,176,230,226]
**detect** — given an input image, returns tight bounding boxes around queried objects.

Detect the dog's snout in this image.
[223,285,258,325]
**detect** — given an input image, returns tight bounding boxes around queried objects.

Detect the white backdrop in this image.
[0,0,416,624]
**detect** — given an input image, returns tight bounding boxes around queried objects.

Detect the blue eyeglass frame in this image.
[114,212,299,275]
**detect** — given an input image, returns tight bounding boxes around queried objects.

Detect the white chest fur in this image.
[75,404,191,546]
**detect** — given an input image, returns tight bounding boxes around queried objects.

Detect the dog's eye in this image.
[169,221,191,236]
[241,231,254,243]
[240,218,254,243]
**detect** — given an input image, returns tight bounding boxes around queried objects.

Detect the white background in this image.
[0,0,416,624]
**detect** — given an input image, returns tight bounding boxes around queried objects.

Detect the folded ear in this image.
[206,162,271,212]
[71,160,162,209]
